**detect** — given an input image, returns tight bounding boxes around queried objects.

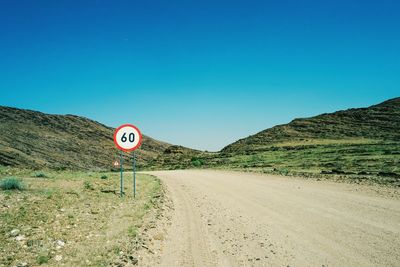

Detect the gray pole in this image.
[133,151,136,198]
[120,151,123,197]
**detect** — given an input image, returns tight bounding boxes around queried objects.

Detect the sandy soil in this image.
[146,170,400,267]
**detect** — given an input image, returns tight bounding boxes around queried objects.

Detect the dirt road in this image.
[148,170,400,267]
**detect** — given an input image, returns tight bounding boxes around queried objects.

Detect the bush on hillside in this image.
[0,177,25,191]
[83,181,94,190]
[191,157,203,167]
[32,172,48,178]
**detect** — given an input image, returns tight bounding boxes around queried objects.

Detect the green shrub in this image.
[83,181,94,190]
[36,254,49,265]
[128,225,138,238]
[278,168,290,175]
[100,175,108,180]
[191,157,203,167]
[0,178,25,191]
[32,172,48,178]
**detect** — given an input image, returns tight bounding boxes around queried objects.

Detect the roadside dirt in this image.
[0,172,164,267]
[146,170,400,267]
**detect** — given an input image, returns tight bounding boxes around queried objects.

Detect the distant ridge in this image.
[0,106,171,170]
[222,97,400,153]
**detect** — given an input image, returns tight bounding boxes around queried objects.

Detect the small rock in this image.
[15,235,25,241]
[55,240,65,247]
[55,239,65,249]
[10,229,20,237]
[55,255,62,261]
[16,262,28,267]
[128,255,138,264]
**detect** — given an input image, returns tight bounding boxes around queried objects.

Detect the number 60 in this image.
[121,133,135,142]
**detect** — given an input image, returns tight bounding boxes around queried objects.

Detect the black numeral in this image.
[129,133,135,142]
[121,133,127,142]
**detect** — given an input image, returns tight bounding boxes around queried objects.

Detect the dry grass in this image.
[0,168,163,266]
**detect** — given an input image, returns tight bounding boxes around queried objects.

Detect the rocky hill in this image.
[222,97,400,153]
[191,97,400,185]
[0,106,171,170]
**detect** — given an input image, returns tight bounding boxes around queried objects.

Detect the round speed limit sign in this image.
[113,124,142,152]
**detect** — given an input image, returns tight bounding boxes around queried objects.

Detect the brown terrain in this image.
[144,170,400,267]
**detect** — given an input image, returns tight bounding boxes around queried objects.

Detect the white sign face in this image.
[113,124,142,152]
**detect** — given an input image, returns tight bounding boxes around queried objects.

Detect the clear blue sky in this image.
[1,0,399,151]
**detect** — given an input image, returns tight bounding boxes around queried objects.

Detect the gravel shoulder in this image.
[147,170,400,267]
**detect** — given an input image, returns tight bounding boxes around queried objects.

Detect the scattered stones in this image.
[129,255,138,265]
[55,240,65,249]
[55,255,62,261]
[153,232,164,241]
[16,262,28,267]
[112,260,124,267]
[113,254,138,266]
[15,235,25,242]
[101,189,117,194]
[10,229,20,237]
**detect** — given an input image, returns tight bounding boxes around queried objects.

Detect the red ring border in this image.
[113,124,143,152]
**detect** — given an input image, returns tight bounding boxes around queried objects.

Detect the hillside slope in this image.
[223,97,400,153]
[195,98,400,185]
[0,106,170,170]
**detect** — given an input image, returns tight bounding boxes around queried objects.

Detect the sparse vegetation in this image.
[0,177,25,191]
[36,254,50,265]
[191,157,203,167]
[128,225,138,238]
[0,170,163,266]
[101,175,108,179]
[183,140,399,186]
[32,172,48,178]
[83,180,94,190]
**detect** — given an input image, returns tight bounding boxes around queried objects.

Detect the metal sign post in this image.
[113,124,142,198]
[120,151,124,197]
[132,151,136,198]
